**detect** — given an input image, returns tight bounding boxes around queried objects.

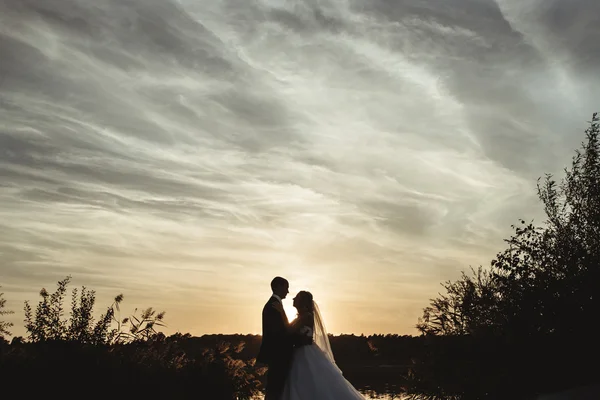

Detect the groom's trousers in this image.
[265,355,291,400]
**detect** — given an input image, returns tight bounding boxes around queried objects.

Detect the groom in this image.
[257,276,293,400]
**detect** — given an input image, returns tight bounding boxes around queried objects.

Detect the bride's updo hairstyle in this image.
[296,291,314,312]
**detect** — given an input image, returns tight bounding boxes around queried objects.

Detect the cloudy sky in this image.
[0,0,598,336]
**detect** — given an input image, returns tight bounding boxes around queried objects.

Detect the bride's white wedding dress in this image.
[282,303,365,400]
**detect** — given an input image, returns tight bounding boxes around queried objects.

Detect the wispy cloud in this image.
[1,0,598,335]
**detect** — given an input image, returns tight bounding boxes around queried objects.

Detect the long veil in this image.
[312,301,338,368]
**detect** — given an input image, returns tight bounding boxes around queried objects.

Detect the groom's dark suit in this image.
[257,295,293,400]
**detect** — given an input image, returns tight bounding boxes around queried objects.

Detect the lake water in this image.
[254,392,405,399]
[361,393,405,399]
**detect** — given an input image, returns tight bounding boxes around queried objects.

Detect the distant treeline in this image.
[187,332,422,366]
[175,332,422,393]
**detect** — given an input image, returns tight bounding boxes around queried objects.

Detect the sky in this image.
[0,0,599,337]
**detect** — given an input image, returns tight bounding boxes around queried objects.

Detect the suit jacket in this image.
[257,296,291,364]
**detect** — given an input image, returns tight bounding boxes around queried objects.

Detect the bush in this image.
[0,277,262,399]
[23,276,165,344]
[0,335,261,399]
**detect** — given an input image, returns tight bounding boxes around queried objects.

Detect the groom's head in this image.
[271,276,289,299]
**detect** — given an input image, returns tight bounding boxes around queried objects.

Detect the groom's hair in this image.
[271,276,288,291]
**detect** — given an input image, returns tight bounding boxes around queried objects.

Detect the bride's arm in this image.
[273,303,309,333]
[286,316,306,334]
[271,303,310,333]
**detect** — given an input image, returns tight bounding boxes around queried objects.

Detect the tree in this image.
[417,112,600,339]
[0,288,14,339]
[416,267,503,336]
[492,112,600,337]
[410,112,600,399]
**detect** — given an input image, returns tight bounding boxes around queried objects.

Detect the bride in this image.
[272,291,365,400]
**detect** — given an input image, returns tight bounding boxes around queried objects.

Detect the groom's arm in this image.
[257,300,285,364]
[264,300,286,335]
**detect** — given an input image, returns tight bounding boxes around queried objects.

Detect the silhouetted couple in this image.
[257,277,365,400]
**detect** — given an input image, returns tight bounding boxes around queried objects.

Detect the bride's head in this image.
[292,291,314,313]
